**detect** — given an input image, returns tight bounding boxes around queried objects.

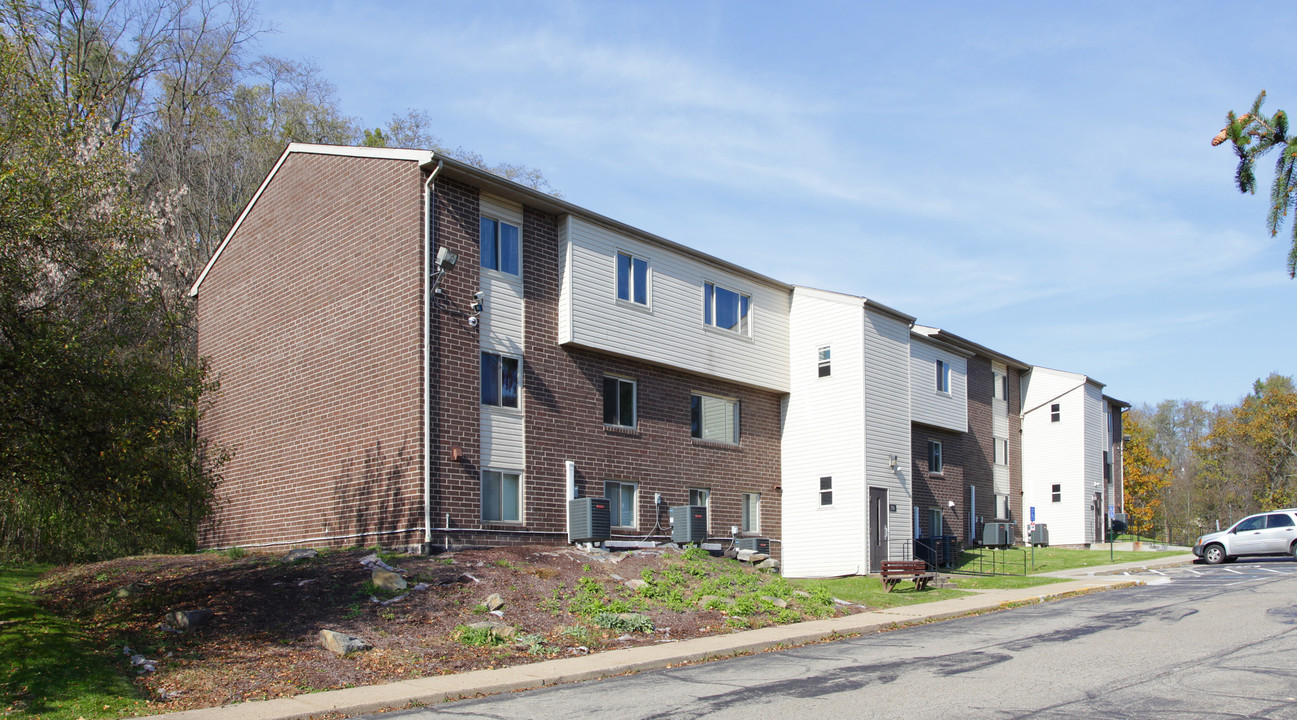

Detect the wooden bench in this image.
[879,560,936,592]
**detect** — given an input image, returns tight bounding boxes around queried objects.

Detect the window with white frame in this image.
[691,393,740,444]
[480,470,521,522]
[928,441,943,474]
[703,282,750,335]
[995,493,1011,520]
[993,371,1008,400]
[605,480,636,527]
[602,376,636,428]
[741,492,761,532]
[479,216,520,275]
[936,359,950,393]
[1050,403,1061,422]
[689,488,710,509]
[616,252,649,305]
[481,352,520,407]
[994,437,1009,466]
[819,476,833,506]
[929,508,943,537]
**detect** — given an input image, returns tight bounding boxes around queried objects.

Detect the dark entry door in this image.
[870,487,888,573]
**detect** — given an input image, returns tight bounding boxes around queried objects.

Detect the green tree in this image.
[1213,90,1297,277]
[1195,374,1297,524]
[0,30,222,562]
[1122,412,1172,538]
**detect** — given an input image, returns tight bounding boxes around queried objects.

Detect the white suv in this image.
[1193,509,1297,564]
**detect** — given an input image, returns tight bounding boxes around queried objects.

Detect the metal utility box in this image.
[670,505,708,544]
[1029,523,1049,546]
[736,537,770,554]
[568,497,611,543]
[916,535,957,568]
[982,522,1015,547]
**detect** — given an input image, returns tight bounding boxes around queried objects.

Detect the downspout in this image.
[422,159,443,547]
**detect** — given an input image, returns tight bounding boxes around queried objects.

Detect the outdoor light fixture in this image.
[435,246,458,271]
[889,454,899,470]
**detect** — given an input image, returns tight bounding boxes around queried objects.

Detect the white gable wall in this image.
[1021,378,1088,545]
[781,289,868,577]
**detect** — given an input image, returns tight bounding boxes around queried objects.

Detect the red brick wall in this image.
[196,153,426,549]
[911,424,965,540]
[964,356,996,533]
[427,190,783,552]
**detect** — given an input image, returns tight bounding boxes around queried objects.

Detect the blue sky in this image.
[256,1,1295,408]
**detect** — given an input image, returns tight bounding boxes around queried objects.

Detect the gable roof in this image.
[189,143,790,298]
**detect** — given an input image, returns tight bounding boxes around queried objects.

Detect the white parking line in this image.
[1186,569,1204,576]
[1224,568,1244,574]
[1260,568,1283,574]
[1148,569,1167,576]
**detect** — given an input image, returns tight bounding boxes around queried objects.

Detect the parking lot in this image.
[1119,556,1297,586]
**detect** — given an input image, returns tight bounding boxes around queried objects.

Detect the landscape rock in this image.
[624,578,649,590]
[164,609,214,631]
[762,596,788,608]
[372,568,407,592]
[114,583,142,598]
[736,549,755,562]
[484,593,505,611]
[749,553,770,564]
[318,629,371,655]
[359,554,403,573]
[756,558,780,571]
[282,548,318,562]
[466,621,516,639]
[130,654,156,673]
[793,590,811,598]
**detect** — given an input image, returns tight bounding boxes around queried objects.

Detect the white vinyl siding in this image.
[909,338,968,432]
[479,193,526,475]
[1021,367,1106,546]
[781,288,870,577]
[861,306,913,571]
[560,216,789,392]
[992,362,1011,498]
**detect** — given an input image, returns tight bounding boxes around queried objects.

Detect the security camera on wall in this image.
[467,316,478,328]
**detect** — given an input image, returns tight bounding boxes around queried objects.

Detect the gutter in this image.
[422,160,444,546]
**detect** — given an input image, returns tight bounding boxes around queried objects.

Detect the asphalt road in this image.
[374,560,1297,720]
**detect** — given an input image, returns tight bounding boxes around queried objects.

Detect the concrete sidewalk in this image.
[139,555,1195,720]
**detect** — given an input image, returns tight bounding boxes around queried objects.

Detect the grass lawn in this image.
[953,546,1187,576]
[0,564,144,720]
[791,571,1067,609]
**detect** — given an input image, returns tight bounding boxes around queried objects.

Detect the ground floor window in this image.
[996,493,1011,520]
[741,492,760,532]
[605,480,636,527]
[929,508,943,537]
[481,470,521,522]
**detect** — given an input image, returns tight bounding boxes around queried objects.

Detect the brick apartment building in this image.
[190,143,1125,574]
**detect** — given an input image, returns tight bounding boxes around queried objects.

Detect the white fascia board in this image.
[910,329,974,358]
[187,143,434,298]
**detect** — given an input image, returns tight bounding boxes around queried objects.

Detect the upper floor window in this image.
[481,352,519,408]
[994,438,1009,466]
[616,252,649,305]
[480,216,520,275]
[818,347,831,377]
[1051,483,1062,503]
[1050,403,1061,422]
[603,376,636,428]
[819,476,833,506]
[936,359,950,393]
[704,282,750,335]
[993,371,1008,400]
[1103,450,1111,481]
[691,393,740,444]
[928,441,943,474]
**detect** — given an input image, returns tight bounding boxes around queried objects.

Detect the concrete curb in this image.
[135,574,1143,720]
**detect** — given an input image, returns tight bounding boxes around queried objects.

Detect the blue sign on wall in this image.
[1030,506,1036,522]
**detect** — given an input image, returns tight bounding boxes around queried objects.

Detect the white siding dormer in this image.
[909,336,968,432]
[562,216,789,392]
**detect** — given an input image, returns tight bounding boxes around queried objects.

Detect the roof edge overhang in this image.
[912,325,1030,371]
